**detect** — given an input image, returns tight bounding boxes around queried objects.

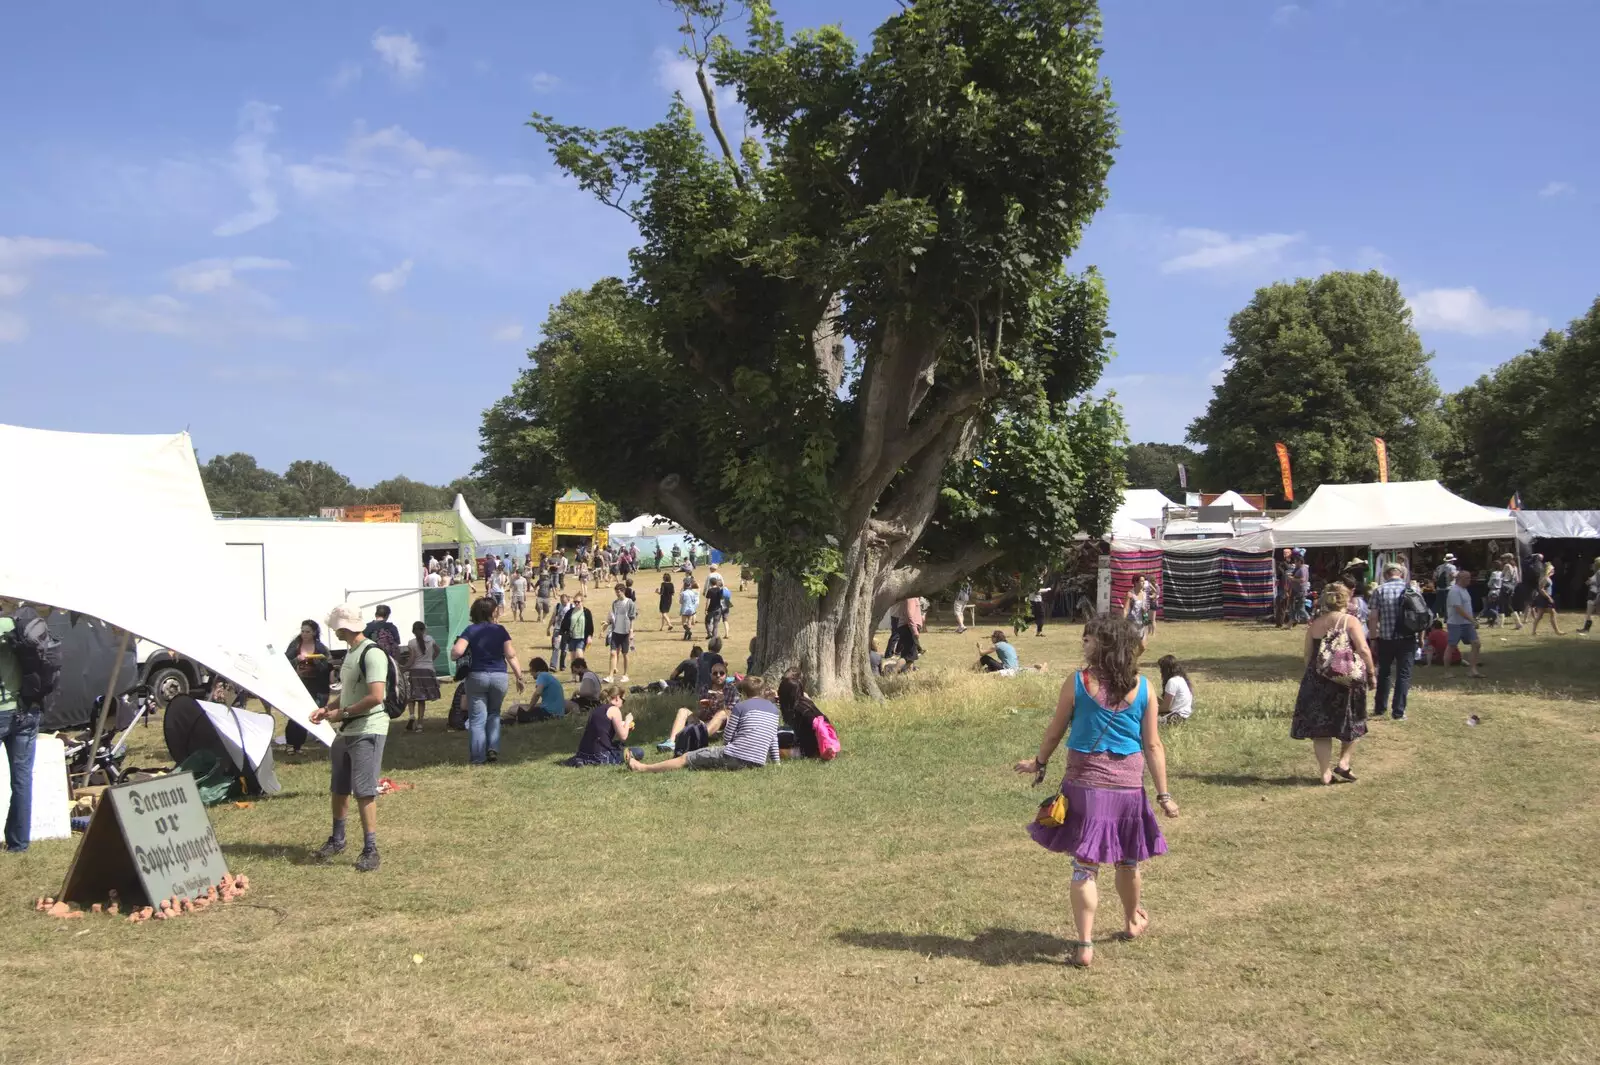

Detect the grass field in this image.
[2,569,1598,1065]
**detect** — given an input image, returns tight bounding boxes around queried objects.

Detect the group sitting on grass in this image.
[626,673,781,772]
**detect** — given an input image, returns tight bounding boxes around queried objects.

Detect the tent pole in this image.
[78,627,131,790]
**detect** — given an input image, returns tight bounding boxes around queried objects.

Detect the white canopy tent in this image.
[453,493,522,555]
[1113,489,1182,533]
[1208,490,1263,514]
[0,425,334,745]
[1270,480,1516,549]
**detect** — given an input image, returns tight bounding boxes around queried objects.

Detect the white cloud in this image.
[372,31,424,80]
[350,125,465,169]
[492,323,524,342]
[1407,287,1541,336]
[0,235,105,269]
[86,291,308,341]
[0,309,27,343]
[1271,4,1302,27]
[171,256,292,293]
[1538,180,1575,198]
[1160,229,1304,273]
[528,71,560,93]
[288,162,360,196]
[330,60,363,92]
[0,235,105,301]
[369,259,414,293]
[213,101,281,236]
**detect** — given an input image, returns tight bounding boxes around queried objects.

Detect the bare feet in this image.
[624,752,646,772]
[1069,940,1094,968]
[1122,906,1150,940]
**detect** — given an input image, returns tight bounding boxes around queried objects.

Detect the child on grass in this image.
[1156,654,1193,723]
[404,621,441,733]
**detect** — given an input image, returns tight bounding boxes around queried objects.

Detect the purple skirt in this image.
[1027,782,1168,865]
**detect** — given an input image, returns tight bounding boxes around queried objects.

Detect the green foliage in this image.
[514,0,1121,596]
[198,453,483,518]
[1440,297,1600,508]
[1187,271,1445,503]
[1124,442,1203,500]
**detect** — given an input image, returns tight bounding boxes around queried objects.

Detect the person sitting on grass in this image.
[627,675,780,772]
[668,646,702,689]
[564,656,603,716]
[658,660,736,754]
[562,685,635,766]
[528,657,566,721]
[777,670,832,759]
[977,630,1021,674]
[1421,619,1459,666]
[1156,654,1193,723]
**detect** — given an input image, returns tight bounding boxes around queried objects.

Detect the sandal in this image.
[1068,940,1094,968]
[1332,765,1357,782]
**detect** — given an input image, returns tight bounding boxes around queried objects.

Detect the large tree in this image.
[512,0,1123,695]
[1187,271,1445,504]
[1438,330,1561,506]
[1124,442,1202,500]
[1441,297,1600,508]
[279,459,360,516]
[200,453,288,516]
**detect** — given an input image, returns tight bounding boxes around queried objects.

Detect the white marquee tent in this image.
[1113,489,1182,534]
[1208,490,1263,514]
[0,425,334,745]
[1270,480,1516,549]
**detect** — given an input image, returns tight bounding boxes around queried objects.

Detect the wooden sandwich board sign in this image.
[59,772,228,908]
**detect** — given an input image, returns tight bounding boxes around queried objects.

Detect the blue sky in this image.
[1,1,1594,485]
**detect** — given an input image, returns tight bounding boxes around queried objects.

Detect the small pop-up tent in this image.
[453,493,525,562]
[0,425,333,745]
[164,695,281,799]
[1270,480,1515,548]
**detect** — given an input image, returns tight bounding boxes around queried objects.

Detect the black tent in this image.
[37,611,137,732]
[163,695,281,799]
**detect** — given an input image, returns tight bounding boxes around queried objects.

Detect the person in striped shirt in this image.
[625,675,780,772]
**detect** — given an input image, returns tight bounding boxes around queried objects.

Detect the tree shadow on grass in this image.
[1176,771,1312,788]
[835,927,1074,966]
[221,840,328,866]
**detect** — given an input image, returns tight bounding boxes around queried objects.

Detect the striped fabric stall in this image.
[1161,550,1223,620]
[1220,548,1276,619]
[1109,548,1164,618]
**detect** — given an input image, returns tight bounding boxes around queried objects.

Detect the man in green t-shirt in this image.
[310,603,389,872]
[0,607,42,853]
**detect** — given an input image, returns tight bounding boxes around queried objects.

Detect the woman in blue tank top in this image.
[1015,614,1179,969]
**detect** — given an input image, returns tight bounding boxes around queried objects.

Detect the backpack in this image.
[358,642,410,720]
[4,607,63,706]
[1314,618,1365,686]
[370,622,401,658]
[1400,587,1432,635]
[812,716,841,761]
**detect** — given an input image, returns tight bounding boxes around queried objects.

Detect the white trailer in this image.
[215,518,424,652]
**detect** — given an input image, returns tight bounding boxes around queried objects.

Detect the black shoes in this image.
[313,837,346,860]
[355,848,381,873]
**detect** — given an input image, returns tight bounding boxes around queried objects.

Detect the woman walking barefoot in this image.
[1531,562,1564,636]
[1014,615,1178,969]
[1291,582,1374,783]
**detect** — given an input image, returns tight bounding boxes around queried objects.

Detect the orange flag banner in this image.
[1275,442,1294,503]
[1374,437,1389,483]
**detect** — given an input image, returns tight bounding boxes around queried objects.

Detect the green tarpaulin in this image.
[423,584,472,679]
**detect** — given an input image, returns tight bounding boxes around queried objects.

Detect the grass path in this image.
[1,577,1596,1064]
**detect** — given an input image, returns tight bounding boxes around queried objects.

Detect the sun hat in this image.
[326,602,364,634]
[1444,553,1457,562]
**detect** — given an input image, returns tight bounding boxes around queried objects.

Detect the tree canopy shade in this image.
[1440,297,1600,509]
[1186,271,1445,506]
[515,0,1123,695]
[1124,442,1203,500]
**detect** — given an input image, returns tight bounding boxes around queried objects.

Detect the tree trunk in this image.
[751,529,883,699]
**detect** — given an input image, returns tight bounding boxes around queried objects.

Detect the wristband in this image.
[1156,792,1172,801]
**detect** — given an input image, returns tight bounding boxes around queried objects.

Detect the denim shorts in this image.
[1447,622,1479,646]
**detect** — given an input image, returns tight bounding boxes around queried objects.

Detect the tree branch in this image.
[812,292,846,394]
[640,472,732,549]
[696,64,747,192]
[872,541,1003,619]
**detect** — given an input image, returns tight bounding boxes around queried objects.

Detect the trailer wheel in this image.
[146,665,190,708]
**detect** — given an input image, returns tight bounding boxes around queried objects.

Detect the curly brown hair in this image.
[1082,614,1141,705]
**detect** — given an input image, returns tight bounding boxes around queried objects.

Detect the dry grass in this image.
[2,571,1598,1065]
